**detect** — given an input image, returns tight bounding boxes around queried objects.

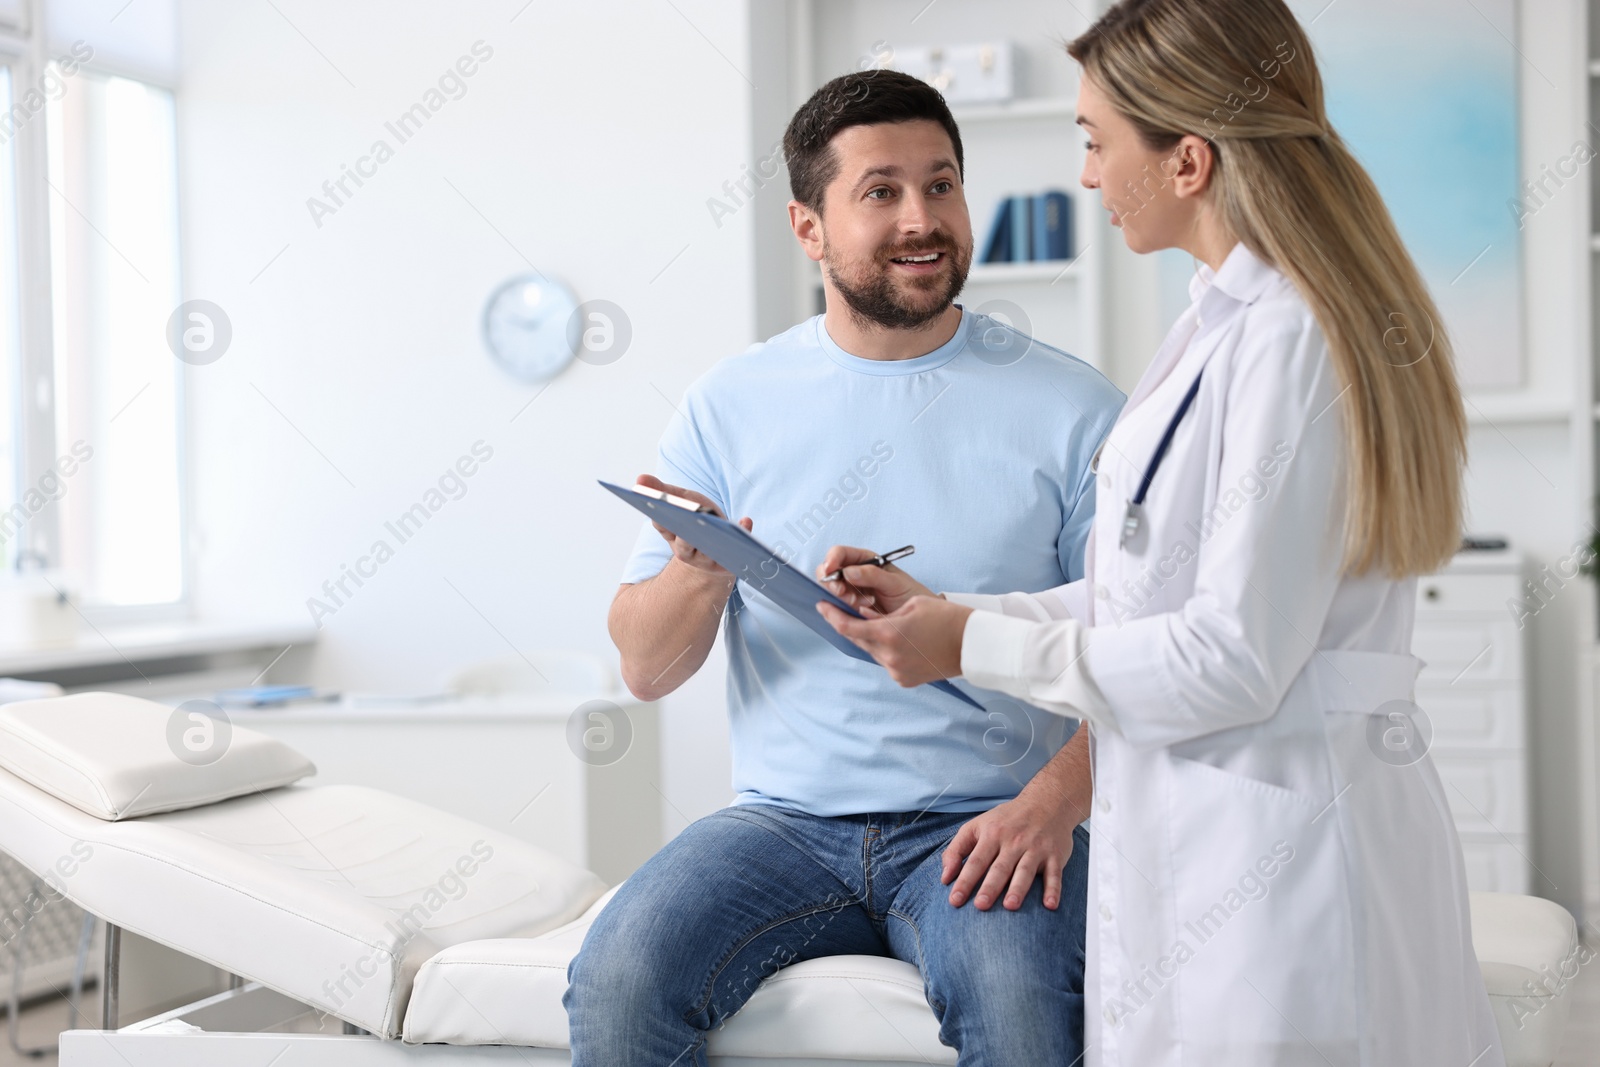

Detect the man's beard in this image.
[824,235,973,331]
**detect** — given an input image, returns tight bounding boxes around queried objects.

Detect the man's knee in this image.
[932,923,1060,988]
[919,889,1084,996]
[920,922,1082,1058]
[566,890,683,1018]
[565,895,712,1066]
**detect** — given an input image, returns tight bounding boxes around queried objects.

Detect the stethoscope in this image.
[1119,369,1205,549]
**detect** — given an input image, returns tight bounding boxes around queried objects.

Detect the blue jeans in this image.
[565,804,1090,1066]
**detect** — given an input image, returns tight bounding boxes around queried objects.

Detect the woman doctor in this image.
[816,0,1503,1063]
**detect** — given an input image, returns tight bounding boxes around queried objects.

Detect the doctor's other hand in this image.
[635,474,751,577]
[816,595,973,686]
[941,787,1078,912]
[816,544,934,616]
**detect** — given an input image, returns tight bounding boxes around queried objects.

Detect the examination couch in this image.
[0,693,1580,1066]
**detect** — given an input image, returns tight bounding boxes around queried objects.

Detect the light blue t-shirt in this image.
[622,309,1124,816]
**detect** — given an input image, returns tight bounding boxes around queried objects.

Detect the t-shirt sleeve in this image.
[1056,386,1123,583]
[618,392,729,586]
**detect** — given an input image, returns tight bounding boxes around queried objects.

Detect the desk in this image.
[223,695,662,886]
[0,620,316,687]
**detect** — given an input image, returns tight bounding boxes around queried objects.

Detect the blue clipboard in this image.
[602,481,983,710]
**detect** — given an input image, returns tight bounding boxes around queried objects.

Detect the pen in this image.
[822,545,915,584]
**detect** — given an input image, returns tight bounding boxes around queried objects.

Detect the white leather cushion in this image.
[404,886,620,1046]
[709,954,952,1062]
[0,769,608,1039]
[0,692,315,820]
[1469,891,1580,1067]
[405,886,955,1062]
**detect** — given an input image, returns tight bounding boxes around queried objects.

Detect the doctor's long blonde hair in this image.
[1070,0,1466,578]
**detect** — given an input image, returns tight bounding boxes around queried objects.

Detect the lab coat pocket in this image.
[1167,747,1320,811]
[1164,754,1359,1065]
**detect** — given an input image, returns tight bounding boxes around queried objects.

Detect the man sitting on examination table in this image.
[564,70,1123,1066]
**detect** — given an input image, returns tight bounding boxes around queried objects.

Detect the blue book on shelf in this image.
[1008,194,1032,262]
[981,198,1013,263]
[1032,190,1073,261]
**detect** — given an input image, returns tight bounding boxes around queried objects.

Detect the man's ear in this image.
[789,200,825,263]
[1170,134,1217,201]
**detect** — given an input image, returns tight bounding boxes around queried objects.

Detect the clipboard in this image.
[602,481,983,710]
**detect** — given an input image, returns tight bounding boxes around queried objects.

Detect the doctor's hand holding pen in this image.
[815,544,932,615]
[814,545,974,688]
[817,543,1088,914]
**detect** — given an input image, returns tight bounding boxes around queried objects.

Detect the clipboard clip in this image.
[631,484,713,513]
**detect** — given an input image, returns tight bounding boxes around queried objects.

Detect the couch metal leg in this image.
[101,924,119,1031]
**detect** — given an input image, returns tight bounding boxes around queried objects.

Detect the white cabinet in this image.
[1413,550,1530,893]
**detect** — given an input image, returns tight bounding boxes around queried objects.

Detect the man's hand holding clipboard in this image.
[631,475,753,581]
[631,475,883,607]
[604,477,984,710]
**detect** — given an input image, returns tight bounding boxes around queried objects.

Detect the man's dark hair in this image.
[782,69,964,212]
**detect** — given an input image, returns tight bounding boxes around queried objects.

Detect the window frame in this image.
[0,0,191,625]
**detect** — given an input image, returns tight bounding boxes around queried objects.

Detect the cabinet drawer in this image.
[1413,617,1522,683]
[1431,754,1528,834]
[1413,686,1525,753]
[1457,833,1532,894]
[1415,573,1519,614]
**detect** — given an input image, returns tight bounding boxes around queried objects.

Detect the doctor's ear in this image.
[789,200,826,263]
[1167,135,1217,201]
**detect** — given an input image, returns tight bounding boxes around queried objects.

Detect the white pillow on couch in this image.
[0,691,314,820]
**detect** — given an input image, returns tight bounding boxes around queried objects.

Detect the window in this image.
[0,66,22,574]
[46,69,183,605]
[0,0,186,613]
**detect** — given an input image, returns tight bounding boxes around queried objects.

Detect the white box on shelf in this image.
[887,42,1018,104]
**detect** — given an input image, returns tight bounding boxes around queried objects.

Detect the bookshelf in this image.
[782,0,1108,372]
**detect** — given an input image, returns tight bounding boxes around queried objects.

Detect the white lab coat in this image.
[949,243,1503,1066]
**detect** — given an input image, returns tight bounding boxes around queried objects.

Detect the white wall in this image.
[175,0,755,838]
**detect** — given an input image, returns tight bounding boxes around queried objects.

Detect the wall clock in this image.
[482,274,579,383]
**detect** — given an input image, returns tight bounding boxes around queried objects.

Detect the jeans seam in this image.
[711,809,868,906]
[715,809,847,878]
[886,908,942,1014]
[863,825,877,916]
[667,1033,705,1067]
[690,896,857,1021]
